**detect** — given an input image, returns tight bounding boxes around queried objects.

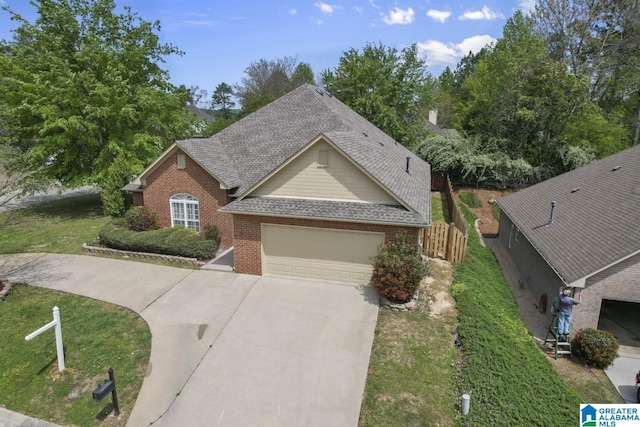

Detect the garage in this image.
[598,299,640,348]
[261,224,384,283]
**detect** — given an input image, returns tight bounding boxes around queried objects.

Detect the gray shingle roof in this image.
[497,145,640,285]
[175,84,430,223]
[220,197,428,226]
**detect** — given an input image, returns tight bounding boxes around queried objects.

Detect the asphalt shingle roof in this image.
[220,197,428,226]
[497,145,640,285]
[175,84,430,223]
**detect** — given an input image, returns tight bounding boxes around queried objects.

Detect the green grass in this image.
[0,284,150,425]
[491,203,501,221]
[0,194,109,254]
[458,190,482,208]
[452,204,582,426]
[431,195,446,223]
[359,261,459,427]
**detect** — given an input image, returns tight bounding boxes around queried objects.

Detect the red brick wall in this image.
[141,149,233,250]
[571,253,640,331]
[233,214,420,275]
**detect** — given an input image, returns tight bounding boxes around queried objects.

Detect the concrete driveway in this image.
[0,254,378,426]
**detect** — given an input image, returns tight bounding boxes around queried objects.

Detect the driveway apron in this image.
[0,255,379,426]
[154,276,379,427]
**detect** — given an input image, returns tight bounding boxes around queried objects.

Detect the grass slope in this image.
[453,204,582,426]
[0,284,150,425]
[0,194,109,254]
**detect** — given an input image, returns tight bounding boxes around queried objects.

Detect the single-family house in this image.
[124,84,431,283]
[496,145,640,332]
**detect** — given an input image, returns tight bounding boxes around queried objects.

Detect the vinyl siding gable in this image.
[249,139,398,204]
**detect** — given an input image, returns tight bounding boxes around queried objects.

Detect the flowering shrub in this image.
[370,231,428,303]
[572,328,619,369]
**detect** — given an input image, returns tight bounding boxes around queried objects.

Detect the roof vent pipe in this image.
[545,201,557,227]
[406,157,410,173]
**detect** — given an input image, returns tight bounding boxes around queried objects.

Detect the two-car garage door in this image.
[261,224,384,284]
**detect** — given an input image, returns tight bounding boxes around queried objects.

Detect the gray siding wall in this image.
[498,212,564,321]
[572,252,640,331]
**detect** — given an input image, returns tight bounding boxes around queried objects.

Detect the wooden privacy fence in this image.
[421,222,468,263]
[424,172,469,263]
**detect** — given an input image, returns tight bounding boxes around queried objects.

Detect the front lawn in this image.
[0,284,150,426]
[0,194,109,254]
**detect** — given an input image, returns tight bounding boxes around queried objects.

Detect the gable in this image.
[249,138,398,205]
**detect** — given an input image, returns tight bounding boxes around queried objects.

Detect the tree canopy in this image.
[321,43,434,149]
[0,0,195,199]
[211,82,235,120]
[234,56,315,115]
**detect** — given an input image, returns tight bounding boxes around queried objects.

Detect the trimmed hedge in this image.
[99,220,217,260]
[452,204,581,426]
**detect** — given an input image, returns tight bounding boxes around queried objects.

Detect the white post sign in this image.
[25,306,65,372]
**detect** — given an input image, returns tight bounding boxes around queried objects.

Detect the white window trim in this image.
[508,224,514,248]
[170,193,200,232]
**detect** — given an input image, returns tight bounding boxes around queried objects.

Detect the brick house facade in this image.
[132,149,234,250]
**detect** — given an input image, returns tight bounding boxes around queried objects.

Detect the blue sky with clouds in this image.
[0,0,534,97]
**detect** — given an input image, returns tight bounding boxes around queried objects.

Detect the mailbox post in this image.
[25,306,65,371]
[92,367,119,416]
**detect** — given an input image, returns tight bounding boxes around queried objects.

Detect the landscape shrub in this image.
[125,206,159,232]
[203,224,221,246]
[572,328,619,369]
[370,231,428,303]
[101,156,133,217]
[99,220,216,260]
[459,190,482,208]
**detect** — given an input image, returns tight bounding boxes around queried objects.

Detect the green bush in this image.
[459,190,482,208]
[203,224,221,246]
[491,203,501,221]
[572,328,619,369]
[125,206,159,231]
[101,156,134,217]
[99,220,216,260]
[370,231,428,303]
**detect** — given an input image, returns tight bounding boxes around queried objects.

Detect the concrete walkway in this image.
[487,238,640,404]
[0,254,379,426]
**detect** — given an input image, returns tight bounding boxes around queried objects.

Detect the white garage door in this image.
[261,224,384,283]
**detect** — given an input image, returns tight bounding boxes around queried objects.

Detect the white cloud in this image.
[354,6,363,12]
[459,6,504,21]
[289,8,297,15]
[368,0,381,9]
[518,0,536,13]
[426,9,451,23]
[417,34,495,65]
[382,7,415,25]
[312,17,323,25]
[315,2,336,15]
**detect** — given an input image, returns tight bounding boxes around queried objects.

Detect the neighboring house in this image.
[124,84,431,283]
[497,145,640,332]
[187,104,216,136]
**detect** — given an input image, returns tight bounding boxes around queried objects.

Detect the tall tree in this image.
[0,0,195,214]
[321,43,434,148]
[188,85,209,108]
[211,82,235,120]
[235,56,315,115]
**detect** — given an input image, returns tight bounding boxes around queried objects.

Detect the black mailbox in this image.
[93,380,114,401]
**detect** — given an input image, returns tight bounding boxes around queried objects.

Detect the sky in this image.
[0,0,535,101]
